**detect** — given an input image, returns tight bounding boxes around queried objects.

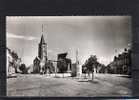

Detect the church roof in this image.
[40,34,46,44]
[58,52,68,59]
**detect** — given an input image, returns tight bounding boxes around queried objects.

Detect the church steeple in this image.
[38,24,47,60]
[40,34,46,44]
[40,24,46,44]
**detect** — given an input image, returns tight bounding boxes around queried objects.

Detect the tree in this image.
[82,66,88,79]
[11,51,18,61]
[11,51,19,73]
[19,63,27,74]
[84,55,97,80]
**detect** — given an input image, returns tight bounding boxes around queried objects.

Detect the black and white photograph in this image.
[6,16,132,96]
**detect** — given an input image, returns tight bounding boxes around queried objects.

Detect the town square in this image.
[6,16,132,96]
[7,73,131,96]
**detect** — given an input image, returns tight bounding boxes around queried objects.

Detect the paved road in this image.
[7,74,132,97]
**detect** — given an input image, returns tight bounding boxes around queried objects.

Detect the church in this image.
[33,34,54,74]
[32,34,72,74]
[32,24,72,74]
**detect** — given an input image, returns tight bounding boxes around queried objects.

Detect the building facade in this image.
[107,48,132,75]
[57,53,72,73]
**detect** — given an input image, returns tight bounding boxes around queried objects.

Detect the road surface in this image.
[7,73,132,97]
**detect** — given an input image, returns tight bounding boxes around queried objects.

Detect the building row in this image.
[107,48,132,75]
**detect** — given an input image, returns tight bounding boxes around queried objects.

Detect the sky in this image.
[6,16,132,66]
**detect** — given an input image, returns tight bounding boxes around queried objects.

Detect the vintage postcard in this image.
[6,16,132,96]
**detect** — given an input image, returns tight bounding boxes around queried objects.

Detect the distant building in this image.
[107,48,131,75]
[57,52,72,73]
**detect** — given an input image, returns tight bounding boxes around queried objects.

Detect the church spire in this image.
[40,24,46,44]
[40,34,45,44]
[42,24,43,33]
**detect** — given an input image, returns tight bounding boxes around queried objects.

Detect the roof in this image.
[58,52,68,59]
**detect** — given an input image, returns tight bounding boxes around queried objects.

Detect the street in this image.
[7,73,132,97]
